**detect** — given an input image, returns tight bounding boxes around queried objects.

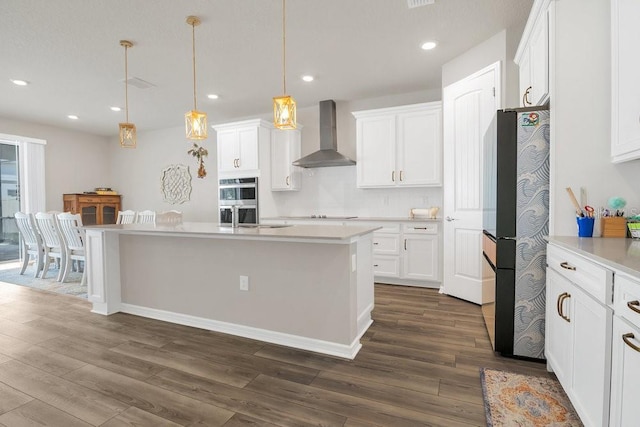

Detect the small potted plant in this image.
[187,143,208,179]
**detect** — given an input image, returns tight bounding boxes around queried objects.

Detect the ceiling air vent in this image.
[121,77,156,89]
[407,0,435,8]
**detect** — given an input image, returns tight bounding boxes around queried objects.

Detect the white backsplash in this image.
[264,166,442,218]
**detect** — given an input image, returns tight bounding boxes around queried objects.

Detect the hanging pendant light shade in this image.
[185,16,207,140]
[119,40,136,148]
[273,0,296,129]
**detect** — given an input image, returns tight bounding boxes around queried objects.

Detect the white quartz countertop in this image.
[262,216,442,223]
[86,222,380,241]
[547,236,640,277]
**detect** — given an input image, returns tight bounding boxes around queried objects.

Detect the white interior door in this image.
[442,62,500,304]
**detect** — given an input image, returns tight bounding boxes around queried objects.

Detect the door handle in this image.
[560,262,576,271]
[627,300,640,315]
[404,239,407,251]
[523,86,532,106]
[556,292,567,318]
[560,293,571,322]
[445,216,458,222]
[399,170,404,181]
[622,333,640,352]
[286,176,290,186]
[392,171,395,182]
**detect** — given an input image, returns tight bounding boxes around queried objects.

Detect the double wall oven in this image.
[218,177,258,225]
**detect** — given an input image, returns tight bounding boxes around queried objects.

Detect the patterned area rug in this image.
[480,368,583,426]
[0,262,87,299]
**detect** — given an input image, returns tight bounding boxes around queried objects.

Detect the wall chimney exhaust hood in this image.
[292,100,356,168]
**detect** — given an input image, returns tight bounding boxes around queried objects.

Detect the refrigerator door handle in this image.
[498,236,516,240]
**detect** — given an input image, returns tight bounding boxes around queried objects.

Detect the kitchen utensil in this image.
[584,205,595,218]
[566,187,584,217]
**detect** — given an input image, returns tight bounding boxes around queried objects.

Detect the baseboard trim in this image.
[120,303,363,359]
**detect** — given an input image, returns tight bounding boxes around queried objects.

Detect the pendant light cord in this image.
[124,44,129,123]
[192,21,198,111]
[282,0,286,95]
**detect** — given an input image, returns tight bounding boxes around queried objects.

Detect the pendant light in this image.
[119,40,136,148]
[185,16,207,140]
[273,0,296,129]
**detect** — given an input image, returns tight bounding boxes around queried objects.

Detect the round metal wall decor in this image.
[161,164,192,204]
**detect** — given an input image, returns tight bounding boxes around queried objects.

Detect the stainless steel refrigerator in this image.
[482,106,550,359]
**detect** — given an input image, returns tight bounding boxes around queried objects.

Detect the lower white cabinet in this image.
[610,316,640,427]
[402,225,438,282]
[546,243,614,427]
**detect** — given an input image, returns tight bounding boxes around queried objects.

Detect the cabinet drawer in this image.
[402,222,437,234]
[372,233,400,255]
[547,244,613,304]
[373,256,400,277]
[614,274,640,329]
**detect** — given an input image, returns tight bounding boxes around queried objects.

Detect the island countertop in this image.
[86,222,380,242]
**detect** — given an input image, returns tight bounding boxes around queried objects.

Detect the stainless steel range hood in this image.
[292,100,356,168]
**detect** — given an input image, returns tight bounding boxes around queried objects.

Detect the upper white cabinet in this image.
[353,102,442,188]
[611,0,640,163]
[515,0,551,107]
[271,127,302,191]
[213,119,271,177]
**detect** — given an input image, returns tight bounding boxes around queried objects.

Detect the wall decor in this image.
[161,164,192,204]
[187,142,208,178]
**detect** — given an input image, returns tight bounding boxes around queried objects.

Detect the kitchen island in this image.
[84,222,378,359]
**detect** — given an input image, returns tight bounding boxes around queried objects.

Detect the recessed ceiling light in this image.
[10,79,29,86]
[67,115,79,120]
[207,94,219,100]
[421,41,437,50]
[302,75,314,82]
[110,106,122,112]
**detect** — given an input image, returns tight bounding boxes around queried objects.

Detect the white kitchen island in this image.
[84,222,377,359]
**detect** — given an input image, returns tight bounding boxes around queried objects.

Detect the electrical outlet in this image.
[239,275,249,291]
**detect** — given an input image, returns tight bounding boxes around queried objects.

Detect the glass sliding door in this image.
[0,143,20,262]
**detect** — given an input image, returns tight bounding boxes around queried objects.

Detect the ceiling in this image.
[0,0,533,137]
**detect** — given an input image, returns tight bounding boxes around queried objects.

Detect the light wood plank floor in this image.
[0,281,551,426]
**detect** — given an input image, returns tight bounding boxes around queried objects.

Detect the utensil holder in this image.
[577,217,594,237]
[601,217,627,237]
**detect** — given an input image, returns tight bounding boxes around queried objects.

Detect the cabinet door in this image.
[271,129,300,191]
[518,45,532,107]
[611,0,640,162]
[79,204,99,226]
[237,127,259,171]
[402,234,438,281]
[545,268,573,386]
[100,203,119,225]
[528,10,549,105]
[610,316,640,427]
[356,115,396,188]
[397,108,442,186]
[570,283,613,427]
[372,233,400,255]
[373,256,400,278]
[217,130,239,173]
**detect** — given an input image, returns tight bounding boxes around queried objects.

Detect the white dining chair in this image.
[156,210,183,225]
[136,210,156,224]
[56,212,87,285]
[34,212,66,281]
[14,212,44,277]
[116,210,137,224]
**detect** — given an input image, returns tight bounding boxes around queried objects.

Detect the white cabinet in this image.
[402,223,438,282]
[546,244,613,427]
[515,0,551,107]
[271,127,302,191]
[213,119,271,177]
[610,274,640,426]
[372,223,401,279]
[611,0,640,163]
[353,102,442,188]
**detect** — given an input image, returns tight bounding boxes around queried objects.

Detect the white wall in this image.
[0,117,111,211]
[107,126,218,222]
[550,0,640,235]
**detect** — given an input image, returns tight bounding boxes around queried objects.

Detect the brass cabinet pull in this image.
[622,333,640,353]
[523,86,532,106]
[400,170,404,181]
[286,176,290,186]
[236,158,240,168]
[560,262,576,271]
[561,293,571,322]
[392,171,395,182]
[404,239,407,250]
[627,300,640,315]
[557,292,567,318]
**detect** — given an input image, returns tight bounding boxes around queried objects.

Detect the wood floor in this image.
[0,281,551,427]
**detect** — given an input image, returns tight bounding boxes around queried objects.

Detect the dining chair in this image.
[56,212,87,285]
[156,210,183,225]
[136,210,156,224]
[14,212,44,277]
[34,212,66,281]
[116,210,137,224]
